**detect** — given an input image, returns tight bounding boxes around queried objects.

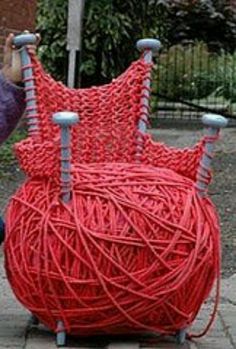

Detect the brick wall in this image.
[0,1,37,63]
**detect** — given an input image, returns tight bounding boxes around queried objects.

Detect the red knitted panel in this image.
[15,137,60,180]
[142,135,205,182]
[14,55,205,183]
[15,56,151,168]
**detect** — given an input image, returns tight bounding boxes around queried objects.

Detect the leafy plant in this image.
[0,129,26,177]
[151,41,236,109]
[36,0,236,103]
[36,0,68,81]
[36,0,164,85]
[163,0,236,52]
[215,52,236,102]
[153,42,219,101]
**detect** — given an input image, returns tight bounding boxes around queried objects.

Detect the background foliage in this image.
[154,42,219,101]
[153,42,236,101]
[36,0,236,101]
[36,0,163,85]
[164,0,236,52]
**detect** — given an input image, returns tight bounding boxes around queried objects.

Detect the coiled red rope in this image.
[5,163,220,336]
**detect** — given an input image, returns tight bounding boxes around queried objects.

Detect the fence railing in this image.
[151,41,236,121]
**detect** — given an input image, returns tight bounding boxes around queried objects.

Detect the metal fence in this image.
[151,41,236,122]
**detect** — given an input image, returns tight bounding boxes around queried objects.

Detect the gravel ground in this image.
[0,126,235,277]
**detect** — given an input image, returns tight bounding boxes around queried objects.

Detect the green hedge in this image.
[152,42,236,104]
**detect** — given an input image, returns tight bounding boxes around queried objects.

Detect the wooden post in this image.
[67,0,85,88]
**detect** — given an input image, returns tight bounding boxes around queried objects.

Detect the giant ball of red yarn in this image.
[4,163,220,336]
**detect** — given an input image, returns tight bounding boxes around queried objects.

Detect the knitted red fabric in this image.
[14,55,205,182]
[5,54,220,338]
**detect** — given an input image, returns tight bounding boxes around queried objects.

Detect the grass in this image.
[0,128,26,178]
[193,95,236,115]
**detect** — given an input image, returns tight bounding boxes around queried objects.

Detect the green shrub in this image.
[153,42,220,101]
[151,41,236,107]
[36,0,163,85]
[215,52,236,103]
[0,128,27,179]
[36,0,68,82]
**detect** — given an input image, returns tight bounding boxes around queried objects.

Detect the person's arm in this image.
[0,72,25,144]
[0,33,25,144]
[0,33,40,145]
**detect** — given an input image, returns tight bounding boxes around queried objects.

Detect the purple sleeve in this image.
[0,72,25,145]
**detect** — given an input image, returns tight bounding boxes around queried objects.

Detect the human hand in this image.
[1,32,40,84]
